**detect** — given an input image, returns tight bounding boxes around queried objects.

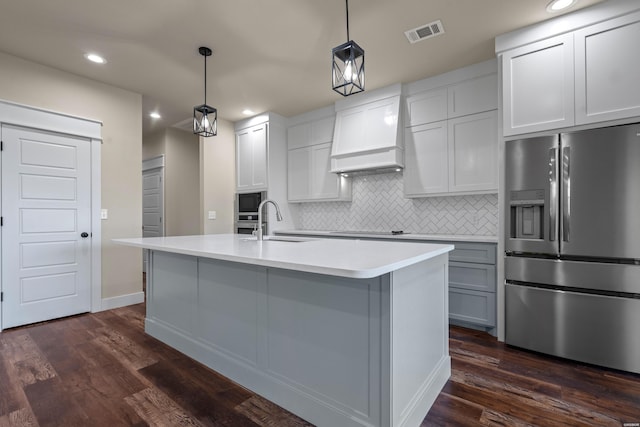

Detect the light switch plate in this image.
[101,209,108,220]
[208,210,216,220]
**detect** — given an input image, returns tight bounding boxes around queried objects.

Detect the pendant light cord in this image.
[346,0,350,41]
[203,54,207,106]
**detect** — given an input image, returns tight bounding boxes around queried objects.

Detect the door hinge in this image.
[1,292,3,302]
[1,217,3,226]
[1,140,3,151]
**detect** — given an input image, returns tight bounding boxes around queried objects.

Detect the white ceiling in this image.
[0,0,604,136]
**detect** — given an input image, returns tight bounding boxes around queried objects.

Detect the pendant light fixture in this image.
[193,46,217,137]
[332,0,365,96]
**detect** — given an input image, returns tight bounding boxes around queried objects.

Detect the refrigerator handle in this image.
[549,147,558,241]
[562,146,571,242]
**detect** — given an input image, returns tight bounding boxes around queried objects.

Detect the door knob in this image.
[81,232,89,238]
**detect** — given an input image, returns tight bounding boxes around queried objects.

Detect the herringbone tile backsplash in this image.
[297,172,498,236]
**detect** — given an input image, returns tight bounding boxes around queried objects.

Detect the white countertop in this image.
[274,229,498,244]
[113,234,453,279]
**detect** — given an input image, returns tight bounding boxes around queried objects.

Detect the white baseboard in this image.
[100,291,145,311]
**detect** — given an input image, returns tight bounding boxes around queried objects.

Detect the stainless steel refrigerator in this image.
[504,122,640,374]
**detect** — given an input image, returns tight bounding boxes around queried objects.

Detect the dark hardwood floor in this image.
[1,302,639,426]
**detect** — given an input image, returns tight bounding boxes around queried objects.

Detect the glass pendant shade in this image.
[193,104,217,137]
[332,40,365,96]
[193,46,217,137]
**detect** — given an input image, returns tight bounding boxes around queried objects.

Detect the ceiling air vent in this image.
[404,20,445,44]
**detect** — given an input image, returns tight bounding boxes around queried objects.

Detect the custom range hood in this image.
[330,84,403,174]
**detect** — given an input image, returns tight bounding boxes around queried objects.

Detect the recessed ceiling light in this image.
[242,109,255,116]
[546,0,578,12]
[149,112,161,119]
[84,53,107,64]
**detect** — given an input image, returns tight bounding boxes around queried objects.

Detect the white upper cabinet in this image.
[311,142,350,200]
[287,122,311,150]
[448,74,498,119]
[288,116,335,151]
[498,3,640,136]
[502,33,575,136]
[404,111,498,197]
[310,116,335,145]
[403,60,499,197]
[575,11,640,125]
[404,121,448,196]
[287,111,351,202]
[288,143,350,202]
[405,88,447,127]
[236,123,268,192]
[287,145,311,201]
[405,72,497,127]
[448,111,498,193]
[234,112,295,230]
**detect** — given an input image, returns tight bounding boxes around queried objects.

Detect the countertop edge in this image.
[113,236,454,279]
[274,230,498,244]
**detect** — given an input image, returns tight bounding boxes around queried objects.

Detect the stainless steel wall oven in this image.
[235,191,267,234]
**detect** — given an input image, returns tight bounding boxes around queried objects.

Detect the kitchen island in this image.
[114,234,453,427]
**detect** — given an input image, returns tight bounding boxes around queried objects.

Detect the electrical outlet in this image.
[208,210,216,220]
[101,209,108,220]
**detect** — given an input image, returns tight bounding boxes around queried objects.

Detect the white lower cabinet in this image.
[404,110,498,197]
[275,232,498,334]
[449,287,496,328]
[447,242,497,331]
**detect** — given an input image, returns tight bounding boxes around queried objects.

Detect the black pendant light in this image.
[332,0,364,96]
[193,46,217,137]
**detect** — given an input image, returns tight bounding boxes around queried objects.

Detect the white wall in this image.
[143,127,201,237]
[0,51,142,300]
[200,118,236,234]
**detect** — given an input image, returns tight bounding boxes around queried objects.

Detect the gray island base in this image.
[114,234,453,427]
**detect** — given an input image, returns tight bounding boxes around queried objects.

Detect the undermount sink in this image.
[241,236,310,243]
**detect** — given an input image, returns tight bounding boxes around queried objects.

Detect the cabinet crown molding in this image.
[495,0,640,53]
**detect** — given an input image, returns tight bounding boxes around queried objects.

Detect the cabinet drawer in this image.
[449,262,496,292]
[449,288,496,327]
[449,242,496,264]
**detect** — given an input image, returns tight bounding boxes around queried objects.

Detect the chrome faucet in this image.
[256,199,283,241]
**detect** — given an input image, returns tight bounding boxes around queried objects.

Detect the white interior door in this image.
[1,124,91,329]
[142,167,164,272]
